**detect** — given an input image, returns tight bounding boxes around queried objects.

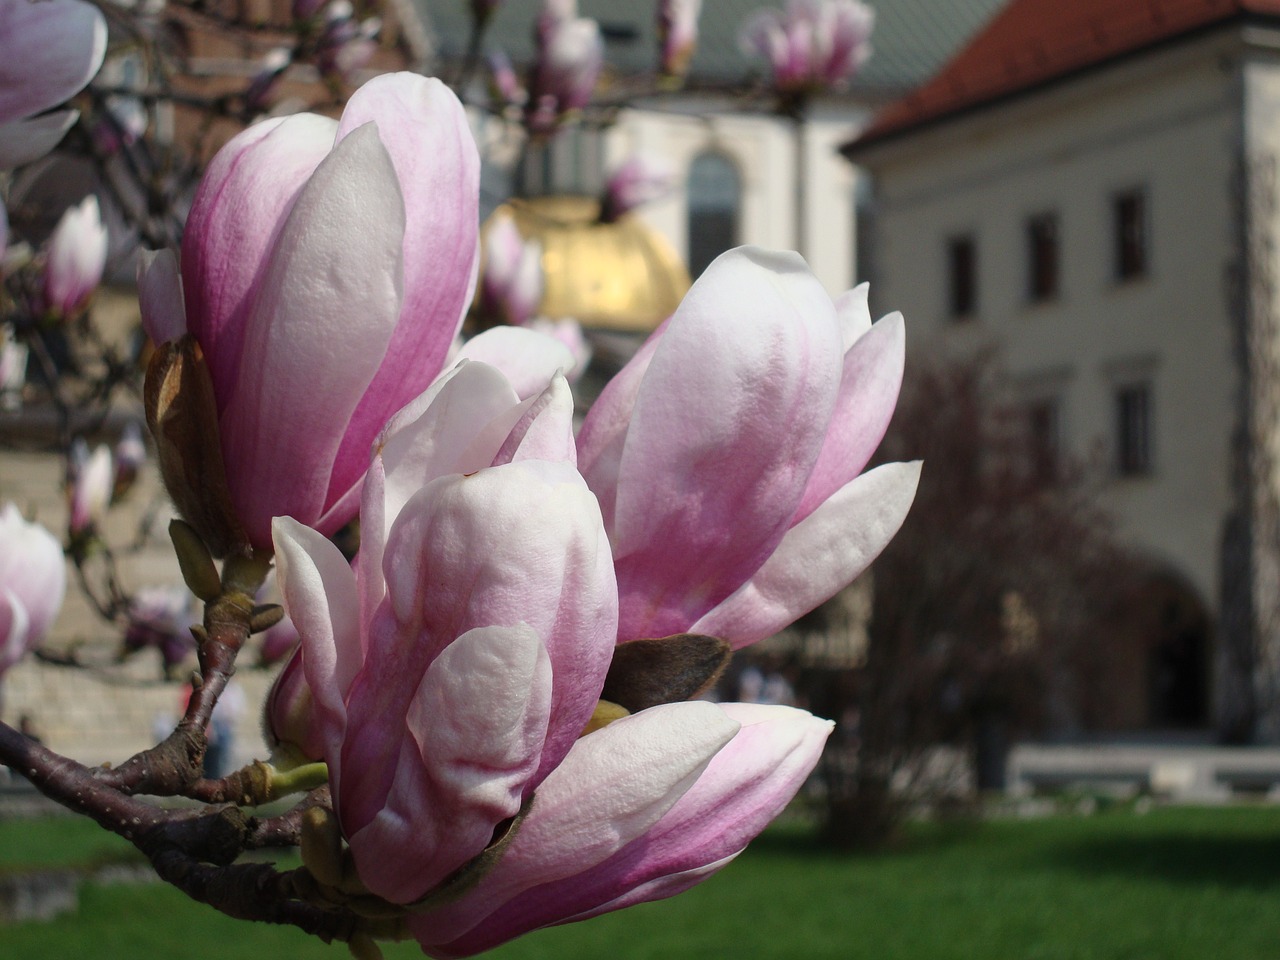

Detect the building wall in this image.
[860,35,1244,722]
[597,101,867,297]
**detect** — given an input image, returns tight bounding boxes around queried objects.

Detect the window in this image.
[687,151,741,279]
[1113,188,1148,280]
[1116,383,1152,475]
[1026,398,1059,483]
[1027,212,1059,301]
[947,234,976,318]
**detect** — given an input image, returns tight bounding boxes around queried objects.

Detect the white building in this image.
[847,0,1280,740]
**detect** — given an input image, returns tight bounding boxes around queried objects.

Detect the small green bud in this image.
[169,519,222,602]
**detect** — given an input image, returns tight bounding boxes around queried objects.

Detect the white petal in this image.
[693,460,921,646]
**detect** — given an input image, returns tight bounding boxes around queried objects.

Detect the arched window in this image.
[686,151,741,278]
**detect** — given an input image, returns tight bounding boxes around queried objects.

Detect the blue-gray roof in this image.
[413,0,1007,96]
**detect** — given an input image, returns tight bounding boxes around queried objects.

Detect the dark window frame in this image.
[947,233,977,319]
[1116,382,1153,476]
[1027,212,1060,302]
[1113,188,1148,281]
[686,151,742,279]
[1026,397,1060,484]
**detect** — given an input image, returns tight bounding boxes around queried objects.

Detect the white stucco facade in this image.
[851,25,1280,732]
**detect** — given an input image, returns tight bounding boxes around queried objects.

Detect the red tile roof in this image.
[854,0,1280,146]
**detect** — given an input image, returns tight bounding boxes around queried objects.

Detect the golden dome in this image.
[486,195,691,332]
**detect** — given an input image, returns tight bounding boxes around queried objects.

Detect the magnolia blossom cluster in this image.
[136,72,917,954]
[741,0,874,96]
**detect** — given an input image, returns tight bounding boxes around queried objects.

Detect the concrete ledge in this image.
[1008,744,1280,802]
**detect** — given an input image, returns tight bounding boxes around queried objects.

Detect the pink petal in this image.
[833,281,870,350]
[609,247,842,639]
[428,704,831,955]
[181,113,338,404]
[0,503,65,645]
[694,459,921,646]
[458,327,575,400]
[347,624,552,903]
[217,122,405,546]
[412,700,739,950]
[328,74,481,504]
[575,317,669,533]
[374,361,523,541]
[339,460,616,834]
[489,376,575,466]
[137,250,187,344]
[0,112,77,167]
[794,311,904,523]
[0,587,30,676]
[0,0,105,123]
[272,516,362,763]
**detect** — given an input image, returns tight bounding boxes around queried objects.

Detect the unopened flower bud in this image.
[43,196,107,319]
[113,420,146,499]
[67,442,112,538]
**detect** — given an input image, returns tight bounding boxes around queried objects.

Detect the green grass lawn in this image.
[4,805,1280,959]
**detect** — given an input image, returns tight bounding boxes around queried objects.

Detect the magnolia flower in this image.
[316,2,379,85]
[90,95,149,155]
[113,421,147,498]
[0,503,66,675]
[243,48,292,114]
[269,356,834,955]
[577,246,920,647]
[658,0,701,80]
[123,585,199,670]
[0,0,107,168]
[67,440,112,537]
[139,73,479,551]
[479,213,543,327]
[526,10,602,135]
[601,154,674,222]
[272,357,617,904]
[44,196,108,318]
[741,0,874,95]
[0,334,25,411]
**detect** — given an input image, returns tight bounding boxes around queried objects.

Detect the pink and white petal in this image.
[794,311,905,523]
[348,624,553,904]
[329,74,481,503]
[378,461,617,785]
[411,701,739,949]
[137,249,187,345]
[374,361,522,540]
[0,112,77,168]
[0,0,105,122]
[428,703,831,956]
[833,281,871,351]
[0,587,30,676]
[575,317,669,532]
[457,326,574,400]
[693,459,921,647]
[489,375,575,467]
[181,113,337,401]
[218,122,405,546]
[610,247,842,639]
[272,517,363,761]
